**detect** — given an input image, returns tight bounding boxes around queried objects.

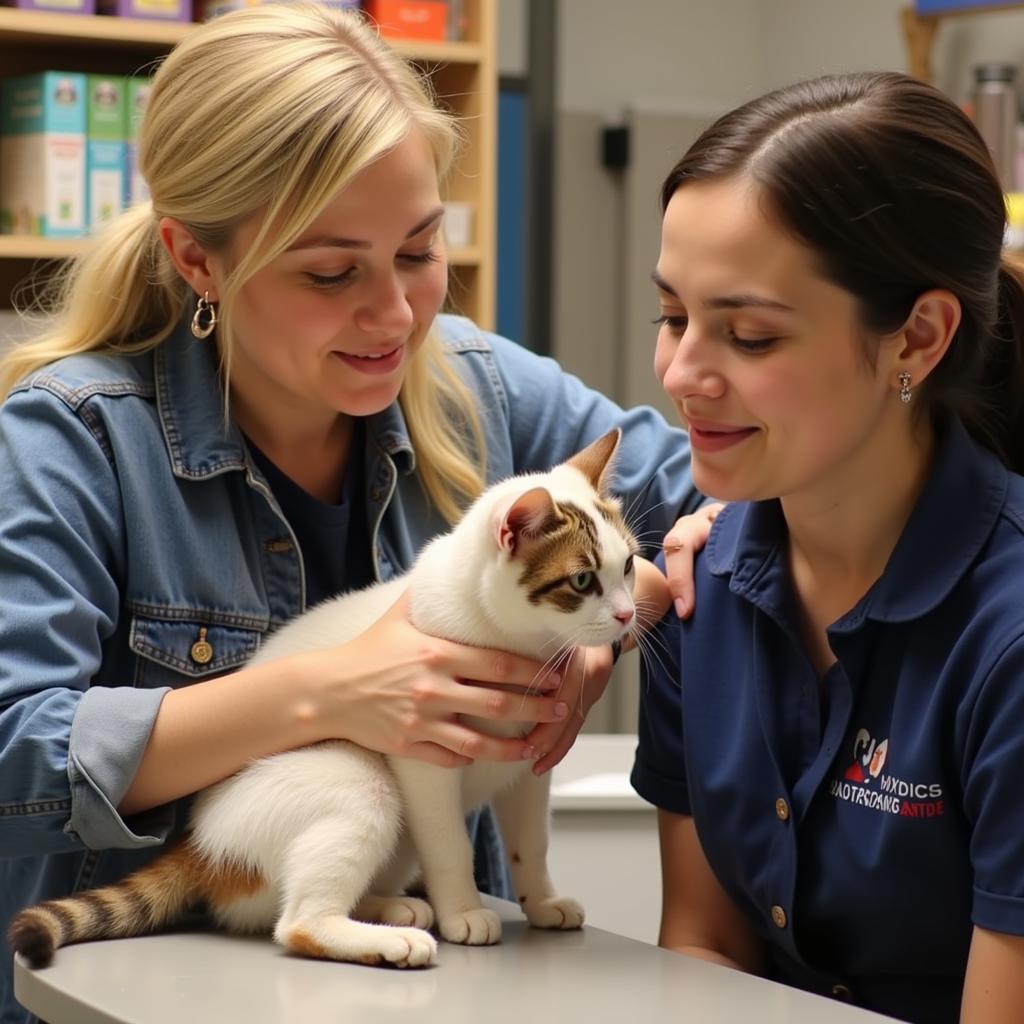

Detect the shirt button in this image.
[831,984,852,1002]
[770,905,787,929]
[190,626,214,665]
[775,798,790,821]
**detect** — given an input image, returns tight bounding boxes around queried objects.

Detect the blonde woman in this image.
[0,6,705,1014]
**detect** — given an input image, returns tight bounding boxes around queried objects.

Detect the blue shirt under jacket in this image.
[0,313,701,1024]
[632,417,1024,1024]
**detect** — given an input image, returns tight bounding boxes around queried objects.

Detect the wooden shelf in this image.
[446,245,481,266]
[0,8,189,48]
[390,38,483,65]
[0,235,481,265]
[902,2,1024,82]
[0,235,90,260]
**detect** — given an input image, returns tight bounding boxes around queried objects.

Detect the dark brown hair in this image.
[661,71,1024,472]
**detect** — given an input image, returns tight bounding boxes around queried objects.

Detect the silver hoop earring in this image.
[898,370,913,404]
[191,290,218,339]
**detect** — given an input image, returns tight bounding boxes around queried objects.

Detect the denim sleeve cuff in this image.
[66,685,173,850]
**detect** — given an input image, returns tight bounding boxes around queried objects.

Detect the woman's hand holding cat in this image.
[527,643,615,776]
[315,593,570,769]
[663,503,724,618]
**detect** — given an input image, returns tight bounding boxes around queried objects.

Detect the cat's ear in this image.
[495,487,555,556]
[566,428,621,495]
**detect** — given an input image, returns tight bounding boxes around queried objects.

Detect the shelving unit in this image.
[0,0,496,326]
[902,2,1024,82]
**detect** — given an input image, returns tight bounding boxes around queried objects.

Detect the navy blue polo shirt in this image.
[632,417,1024,1024]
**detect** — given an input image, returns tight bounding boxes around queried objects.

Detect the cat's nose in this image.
[614,609,634,625]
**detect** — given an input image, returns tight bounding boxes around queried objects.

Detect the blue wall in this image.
[497,84,528,347]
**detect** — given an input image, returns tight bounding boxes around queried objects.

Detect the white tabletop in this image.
[14,898,902,1024]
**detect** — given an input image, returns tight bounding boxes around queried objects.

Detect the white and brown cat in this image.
[11,429,651,969]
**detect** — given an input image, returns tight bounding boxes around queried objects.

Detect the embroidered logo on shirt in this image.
[829,727,945,819]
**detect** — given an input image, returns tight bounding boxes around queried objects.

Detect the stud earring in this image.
[191,290,218,339]
[898,370,912,404]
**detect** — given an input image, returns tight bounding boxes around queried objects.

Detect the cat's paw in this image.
[438,907,502,945]
[524,896,585,930]
[278,920,437,968]
[379,926,438,968]
[356,894,435,930]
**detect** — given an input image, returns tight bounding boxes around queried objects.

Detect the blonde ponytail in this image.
[401,330,486,523]
[1,202,184,398]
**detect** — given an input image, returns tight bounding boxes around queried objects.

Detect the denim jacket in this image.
[0,313,698,1021]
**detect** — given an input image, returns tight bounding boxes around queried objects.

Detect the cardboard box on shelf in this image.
[1,72,87,238]
[86,74,127,231]
[0,0,95,13]
[198,0,356,18]
[363,0,449,41]
[124,76,153,208]
[96,0,191,19]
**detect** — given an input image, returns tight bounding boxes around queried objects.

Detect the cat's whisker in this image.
[628,527,672,544]
[632,632,678,691]
[633,599,663,614]
[633,624,672,660]
[577,646,591,717]
[524,645,576,702]
[633,606,669,630]
[617,488,647,533]
[620,489,667,536]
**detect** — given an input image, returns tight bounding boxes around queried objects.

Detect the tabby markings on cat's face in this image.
[515,495,639,645]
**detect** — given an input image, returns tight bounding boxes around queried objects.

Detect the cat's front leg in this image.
[492,771,584,930]
[389,760,502,945]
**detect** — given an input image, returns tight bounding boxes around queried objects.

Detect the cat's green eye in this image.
[624,555,635,576]
[568,570,595,594]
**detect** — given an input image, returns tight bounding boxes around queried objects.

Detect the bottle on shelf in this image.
[972,62,1020,193]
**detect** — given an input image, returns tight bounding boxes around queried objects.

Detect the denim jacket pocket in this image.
[129,613,264,686]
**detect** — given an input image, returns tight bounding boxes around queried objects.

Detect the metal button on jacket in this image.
[775,797,790,821]
[190,626,214,665]
[770,905,787,929]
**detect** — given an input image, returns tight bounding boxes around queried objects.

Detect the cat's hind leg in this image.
[274,815,437,968]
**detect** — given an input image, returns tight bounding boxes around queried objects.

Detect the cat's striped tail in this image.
[8,837,236,968]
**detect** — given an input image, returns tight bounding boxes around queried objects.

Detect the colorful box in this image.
[86,74,127,231]
[363,0,449,41]
[0,0,95,14]
[199,0,357,19]
[914,0,1020,11]
[0,72,87,238]
[96,0,191,19]
[124,76,153,208]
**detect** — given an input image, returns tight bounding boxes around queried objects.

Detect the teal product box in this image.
[0,72,87,238]
[124,76,153,208]
[86,74,127,232]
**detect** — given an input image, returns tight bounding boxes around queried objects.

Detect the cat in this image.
[10,428,640,970]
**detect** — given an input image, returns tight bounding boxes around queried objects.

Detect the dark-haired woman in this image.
[632,71,1024,1024]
